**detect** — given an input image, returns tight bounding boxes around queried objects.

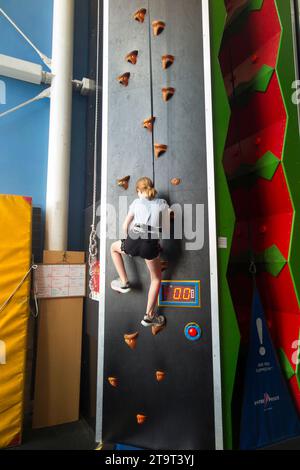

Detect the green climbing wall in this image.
[210,0,240,450]
[275,0,300,307]
[211,0,300,448]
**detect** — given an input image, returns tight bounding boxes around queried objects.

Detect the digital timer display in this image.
[162,285,196,303]
[158,281,201,308]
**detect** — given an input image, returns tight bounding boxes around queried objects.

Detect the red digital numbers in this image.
[163,285,195,303]
[183,288,192,300]
[173,288,181,300]
[160,281,200,307]
[173,287,191,301]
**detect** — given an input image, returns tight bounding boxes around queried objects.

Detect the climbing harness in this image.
[0,264,37,315]
[133,223,162,236]
[88,0,101,300]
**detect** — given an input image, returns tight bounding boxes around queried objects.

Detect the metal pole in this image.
[96,0,108,445]
[202,0,224,450]
[45,0,75,250]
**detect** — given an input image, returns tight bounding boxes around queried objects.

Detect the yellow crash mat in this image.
[0,195,32,448]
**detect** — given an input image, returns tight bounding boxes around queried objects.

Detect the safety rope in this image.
[88,0,101,299]
[0,264,37,315]
[94,442,103,450]
[31,262,39,318]
[0,8,52,69]
[147,0,156,185]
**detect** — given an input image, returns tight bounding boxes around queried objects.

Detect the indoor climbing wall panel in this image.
[97,0,220,450]
[210,0,240,450]
[0,195,32,448]
[219,0,300,438]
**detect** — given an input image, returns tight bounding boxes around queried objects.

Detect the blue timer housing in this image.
[158,280,201,308]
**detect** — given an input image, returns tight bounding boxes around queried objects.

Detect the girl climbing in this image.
[110,177,169,328]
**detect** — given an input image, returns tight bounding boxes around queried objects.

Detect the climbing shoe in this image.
[111,278,131,294]
[141,314,166,328]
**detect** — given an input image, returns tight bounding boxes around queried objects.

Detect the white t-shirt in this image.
[129,197,169,228]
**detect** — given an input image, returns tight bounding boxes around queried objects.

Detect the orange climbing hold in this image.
[117,72,130,87]
[136,414,147,424]
[126,50,139,65]
[124,332,139,350]
[152,324,165,336]
[156,371,165,382]
[108,377,118,388]
[117,175,130,190]
[143,117,156,132]
[162,87,175,102]
[154,144,168,159]
[162,54,175,70]
[133,8,147,23]
[171,178,181,186]
[152,20,166,36]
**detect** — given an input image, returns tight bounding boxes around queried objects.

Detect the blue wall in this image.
[0,0,52,210]
[0,0,88,250]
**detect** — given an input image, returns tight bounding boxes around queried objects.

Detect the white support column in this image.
[45,0,75,250]
[95,0,108,445]
[202,0,224,450]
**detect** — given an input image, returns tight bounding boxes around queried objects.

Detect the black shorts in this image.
[121,236,160,260]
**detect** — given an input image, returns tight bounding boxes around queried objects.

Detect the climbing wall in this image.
[0,195,32,448]
[97,0,219,450]
[218,0,300,440]
[210,0,240,450]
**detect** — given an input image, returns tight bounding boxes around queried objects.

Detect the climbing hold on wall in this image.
[124,332,139,350]
[154,144,168,159]
[143,117,156,132]
[160,260,168,272]
[152,20,166,36]
[152,324,165,336]
[117,72,130,87]
[108,377,118,388]
[136,414,147,424]
[156,371,165,382]
[126,50,139,65]
[117,175,130,190]
[162,55,175,70]
[162,87,175,102]
[133,8,147,23]
[251,54,258,64]
[171,178,181,186]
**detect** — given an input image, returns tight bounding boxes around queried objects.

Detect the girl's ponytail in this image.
[136,177,157,201]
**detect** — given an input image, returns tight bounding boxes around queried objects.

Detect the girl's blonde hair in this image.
[136,177,157,201]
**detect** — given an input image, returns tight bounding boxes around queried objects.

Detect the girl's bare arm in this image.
[123,213,134,236]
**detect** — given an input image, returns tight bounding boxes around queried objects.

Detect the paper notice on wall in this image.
[218,236,228,249]
[35,264,86,298]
